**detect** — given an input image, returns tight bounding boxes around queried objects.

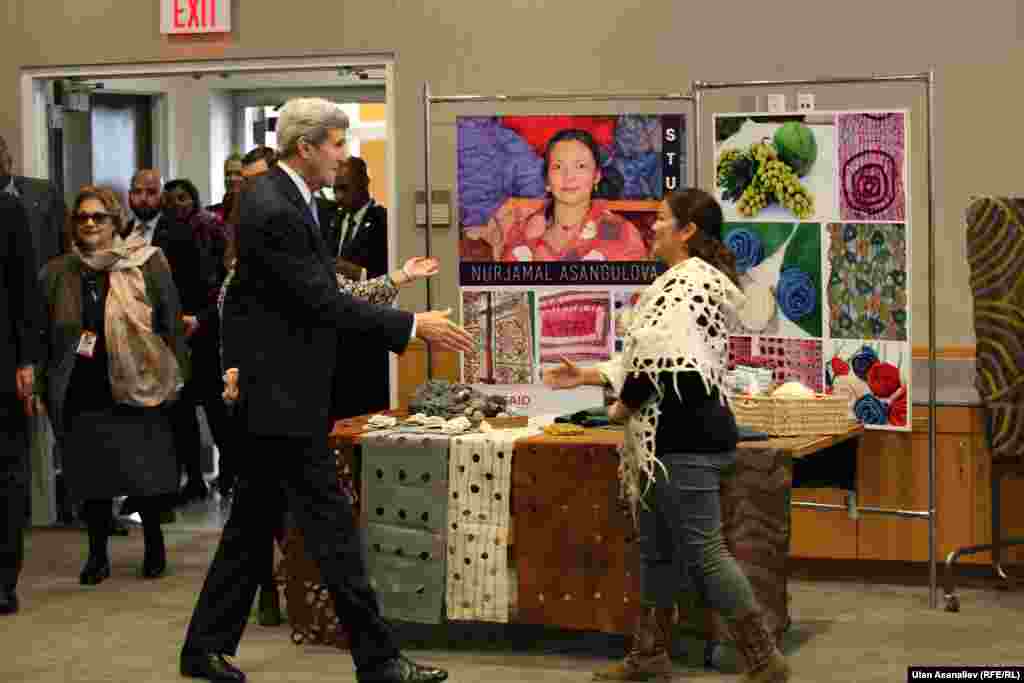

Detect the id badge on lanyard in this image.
[77,331,98,358]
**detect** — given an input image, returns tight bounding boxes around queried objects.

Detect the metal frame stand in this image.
[692,72,939,609]
[421,84,694,379]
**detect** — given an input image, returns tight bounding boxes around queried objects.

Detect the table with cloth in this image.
[280,411,862,655]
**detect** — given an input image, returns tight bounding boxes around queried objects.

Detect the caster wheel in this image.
[944,594,960,612]
[703,640,725,670]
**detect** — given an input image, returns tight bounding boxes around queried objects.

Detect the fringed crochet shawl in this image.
[597,257,746,520]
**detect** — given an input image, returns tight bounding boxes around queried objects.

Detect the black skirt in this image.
[62,402,179,502]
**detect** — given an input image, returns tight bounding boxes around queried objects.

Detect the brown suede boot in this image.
[728,610,790,683]
[593,606,676,681]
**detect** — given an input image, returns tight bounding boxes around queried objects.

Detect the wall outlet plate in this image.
[797,93,815,111]
[764,94,786,113]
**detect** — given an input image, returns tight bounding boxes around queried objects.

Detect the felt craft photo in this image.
[729,335,825,394]
[537,289,613,365]
[825,222,909,341]
[461,290,537,385]
[825,339,910,431]
[714,113,836,222]
[837,112,907,222]
[723,221,822,338]
[456,114,685,271]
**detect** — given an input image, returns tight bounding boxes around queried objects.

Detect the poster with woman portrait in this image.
[715,109,911,432]
[457,113,687,416]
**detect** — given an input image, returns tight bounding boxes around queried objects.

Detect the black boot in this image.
[81,500,112,586]
[141,508,167,579]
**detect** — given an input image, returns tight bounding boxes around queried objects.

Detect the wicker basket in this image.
[729,393,854,436]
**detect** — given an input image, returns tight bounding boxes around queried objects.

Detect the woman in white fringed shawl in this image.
[544,189,790,683]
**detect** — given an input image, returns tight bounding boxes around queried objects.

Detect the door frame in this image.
[20,52,402,408]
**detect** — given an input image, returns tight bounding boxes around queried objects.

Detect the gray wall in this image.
[3,0,1020,346]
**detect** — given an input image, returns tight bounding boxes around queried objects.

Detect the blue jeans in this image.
[636,450,758,620]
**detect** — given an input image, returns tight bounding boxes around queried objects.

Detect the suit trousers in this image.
[182,433,399,672]
[0,403,30,591]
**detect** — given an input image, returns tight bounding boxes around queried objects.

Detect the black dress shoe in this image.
[180,652,246,682]
[79,556,111,585]
[0,588,18,615]
[141,554,167,579]
[358,656,448,683]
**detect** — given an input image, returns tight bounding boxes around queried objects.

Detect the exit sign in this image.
[160,0,231,34]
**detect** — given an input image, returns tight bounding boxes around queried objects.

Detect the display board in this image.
[456,113,686,415]
[714,110,911,430]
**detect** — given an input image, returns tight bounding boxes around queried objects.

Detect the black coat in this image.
[223,166,413,438]
[0,195,43,419]
[320,198,388,278]
[9,176,66,272]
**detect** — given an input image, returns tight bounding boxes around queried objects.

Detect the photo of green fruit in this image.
[714,114,836,222]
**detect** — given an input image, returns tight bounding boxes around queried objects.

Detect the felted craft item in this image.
[446,428,537,622]
[598,257,746,521]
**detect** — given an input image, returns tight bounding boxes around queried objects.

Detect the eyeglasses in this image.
[73,212,115,226]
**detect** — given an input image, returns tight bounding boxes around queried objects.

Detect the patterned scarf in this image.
[597,256,747,521]
[74,235,183,406]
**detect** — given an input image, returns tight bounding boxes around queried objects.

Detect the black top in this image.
[64,269,115,418]
[620,370,738,454]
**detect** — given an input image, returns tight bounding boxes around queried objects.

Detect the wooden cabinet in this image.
[790,488,857,559]
[791,405,1024,564]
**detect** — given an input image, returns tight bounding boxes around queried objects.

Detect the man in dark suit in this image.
[320,157,391,423]
[0,134,67,271]
[180,97,471,683]
[124,169,209,504]
[0,194,43,616]
[327,157,388,278]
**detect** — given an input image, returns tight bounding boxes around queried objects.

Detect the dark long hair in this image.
[666,188,740,286]
[542,128,624,220]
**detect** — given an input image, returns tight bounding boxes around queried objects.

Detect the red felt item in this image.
[867,362,902,398]
[830,357,850,376]
[888,392,908,426]
[500,116,617,157]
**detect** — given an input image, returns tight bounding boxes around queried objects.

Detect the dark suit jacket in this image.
[223,167,413,438]
[11,176,67,272]
[0,195,43,417]
[321,198,388,278]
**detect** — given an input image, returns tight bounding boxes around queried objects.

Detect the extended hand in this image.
[183,315,200,338]
[414,308,475,353]
[15,366,36,417]
[403,256,440,280]
[542,357,584,390]
[607,400,632,423]
[222,368,240,405]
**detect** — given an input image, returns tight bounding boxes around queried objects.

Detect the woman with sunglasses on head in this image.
[545,188,790,683]
[37,186,186,586]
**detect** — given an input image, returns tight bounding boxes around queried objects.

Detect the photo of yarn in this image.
[825,223,908,341]
[612,289,644,354]
[728,336,825,393]
[825,340,910,431]
[457,114,685,270]
[461,290,537,385]
[714,113,836,222]
[724,222,822,338]
[538,290,613,365]
[837,112,907,222]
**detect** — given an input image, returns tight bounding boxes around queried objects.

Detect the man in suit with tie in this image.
[125,169,209,503]
[180,98,471,683]
[0,134,67,271]
[0,193,43,616]
[321,157,392,423]
[329,156,388,278]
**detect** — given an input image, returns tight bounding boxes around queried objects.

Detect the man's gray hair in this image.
[276,98,350,159]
